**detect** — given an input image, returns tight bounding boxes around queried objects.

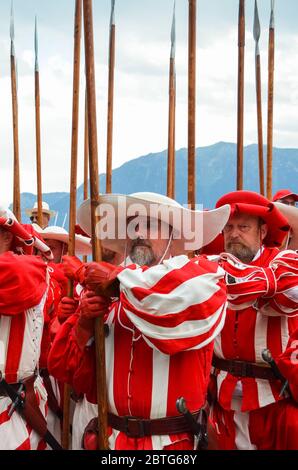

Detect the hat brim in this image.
[274,202,298,250]
[25,208,56,217]
[77,194,230,255]
[42,232,92,256]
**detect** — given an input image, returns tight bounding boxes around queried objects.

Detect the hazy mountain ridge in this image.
[15,142,298,226]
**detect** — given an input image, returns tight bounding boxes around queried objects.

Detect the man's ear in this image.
[260,223,268,241]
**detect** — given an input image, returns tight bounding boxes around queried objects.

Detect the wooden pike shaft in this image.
[106,23,115,194]
[266,26,275,200]
[83,90,89,264]
[84,89,89,201]
[167,57,176,199]
[255,54,265,195]
[188,0,196,209]
[62,0,82,450]
[237,0,245,191]
[35,69,43,227]
[83,0,108,450]
[11,55,21,221]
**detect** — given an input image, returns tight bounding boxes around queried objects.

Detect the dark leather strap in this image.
[40,369,63,420]
[0,375,35,397]
[212,356,276,380]
[107,411,201,438]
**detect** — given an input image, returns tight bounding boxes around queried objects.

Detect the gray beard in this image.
[130,246,155,267]
[226,243,256,264]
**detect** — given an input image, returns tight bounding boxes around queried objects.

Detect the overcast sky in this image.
[0,0,298,207]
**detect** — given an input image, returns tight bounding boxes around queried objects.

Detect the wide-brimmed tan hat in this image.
[25,201,56,218]
[35,225,92,256]
[77,192,230,255]
[274,202,298,250]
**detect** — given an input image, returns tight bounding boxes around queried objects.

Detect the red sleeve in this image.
[0,252,48,315]
[276,329,298,402]
[47,313,97,402]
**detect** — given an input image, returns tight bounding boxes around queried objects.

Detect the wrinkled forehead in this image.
[227,213,260,225]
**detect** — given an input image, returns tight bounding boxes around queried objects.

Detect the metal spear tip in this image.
[270,0,275,29]
[110,0,115,27]
[262,348,273,363]
[35,16,39,71]
[170,0,176,59]
[253,0,260,42]
[10,0,15,42]
[176,396,187,414]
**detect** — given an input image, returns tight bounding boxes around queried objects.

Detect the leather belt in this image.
[212,356,276,380]
[108,411,201,438]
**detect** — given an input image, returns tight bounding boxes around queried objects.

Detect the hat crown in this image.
[129,192,182,209]
[33,201,50,211]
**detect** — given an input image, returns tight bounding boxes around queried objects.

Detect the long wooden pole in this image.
[34,18,43,227]
[167,1,176,200]
[237,0,245,190]
[10,4,21,221]
[83,0,108,450]
[84,89,89,201]
[188,0,196,209]
[253,1,265,196]
[82,88,89,264]
[266,1,275,200]
[62,0,82,450]
[106,0,116,194]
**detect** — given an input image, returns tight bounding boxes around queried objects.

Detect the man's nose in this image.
[229,227,242,238]
[135,222,147,239]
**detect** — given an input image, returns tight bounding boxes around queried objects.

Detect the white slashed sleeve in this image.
[117,255,227,355]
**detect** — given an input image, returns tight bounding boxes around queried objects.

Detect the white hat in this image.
[274,202,298,250]
[25,201,56,218]
[77,192,231,255]
[38,225,92,256]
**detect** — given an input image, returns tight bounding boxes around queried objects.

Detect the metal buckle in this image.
[124,416,145,438]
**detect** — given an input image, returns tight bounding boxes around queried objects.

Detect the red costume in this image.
[0,253,49,450]
[211,191,298,450]
[48,255,227,450]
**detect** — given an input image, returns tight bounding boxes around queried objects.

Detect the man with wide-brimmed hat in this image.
[211,190,298,450]
[26,201,56,229]
[48,192,230,450]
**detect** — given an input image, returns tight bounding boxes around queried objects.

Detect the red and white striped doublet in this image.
[214,247,298,412]
[0,253,49,450]
[49,254,227,450]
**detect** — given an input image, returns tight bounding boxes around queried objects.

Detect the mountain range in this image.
[15,142,298,227]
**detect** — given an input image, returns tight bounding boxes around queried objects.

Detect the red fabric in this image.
[48,255,227,449]
[62,255,86,285]
[216,190,290,247]
[272,189,298,202]
[0,252,48,314]
[201,233,224,255]
[212,399,298,450]
[214,247,298,412]
[40,263,68,368]
[276,328,298,402]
